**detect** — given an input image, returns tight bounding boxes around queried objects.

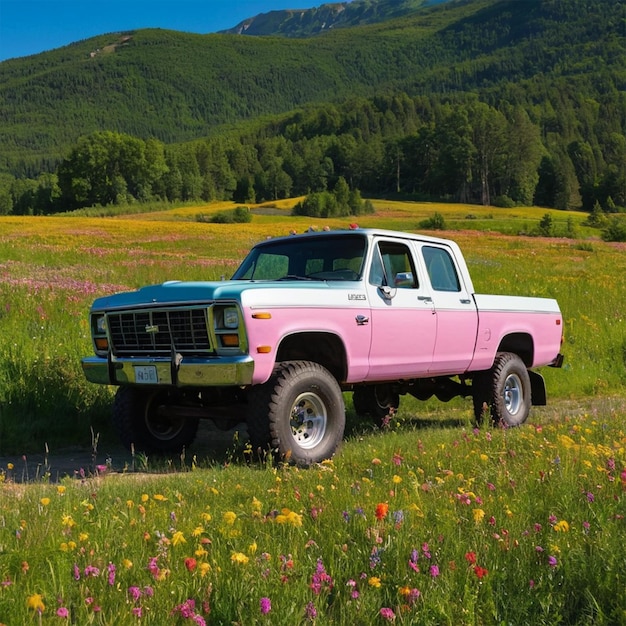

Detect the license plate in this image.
[134,365,158,384]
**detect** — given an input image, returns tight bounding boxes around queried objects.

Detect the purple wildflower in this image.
[260,597,271,614]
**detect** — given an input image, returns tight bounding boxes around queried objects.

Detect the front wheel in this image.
[472,352,531,427]
[112,387,199,454]
[248,361,345,466]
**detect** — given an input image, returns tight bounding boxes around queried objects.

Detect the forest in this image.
[0,0,623,216]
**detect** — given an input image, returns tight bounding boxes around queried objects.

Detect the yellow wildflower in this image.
[368,576,382,588]
[40,497,50,507]
[141,494,149,503]
[79,532,89,542]
[27,593,45,613]
[223,511,237,525]
[122,559,133,569]
[172,531,186,546]
[56,485,66,495]
[248,541,258,555]
[392,475,402,484]
[199,562,211,577]
[252,497,263,512]
[480,454,489,462]
[231,552,249,565]
[473,508,485,524]
[275,508,303,527]
[192,526,204,537]
[201,511,212,523]
[61,514,75,528]
[153,494,167,502]
[126,500,134,509]
[554,520,570,532]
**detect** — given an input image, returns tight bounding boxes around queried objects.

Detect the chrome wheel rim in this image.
[289,392,327,450]
[503,374,522,416]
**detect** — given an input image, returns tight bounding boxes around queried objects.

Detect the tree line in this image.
[0,86,624,217]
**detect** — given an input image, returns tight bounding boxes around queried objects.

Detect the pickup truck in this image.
[82,228,563,465]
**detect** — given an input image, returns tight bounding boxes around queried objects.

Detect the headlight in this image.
[95,315,107,333]
[223,307,239,329]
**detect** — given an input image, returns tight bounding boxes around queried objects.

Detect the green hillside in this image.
[0,0,623,176]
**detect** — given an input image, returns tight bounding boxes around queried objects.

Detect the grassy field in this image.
[1,200,625,623]
[0,199,623,454]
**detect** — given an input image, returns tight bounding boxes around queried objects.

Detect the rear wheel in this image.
[352,385,400,427]
[112,387,199,454]
[473,352,531,427]
[247,361,345,466]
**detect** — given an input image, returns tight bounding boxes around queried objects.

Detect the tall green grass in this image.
[0,402,624,624]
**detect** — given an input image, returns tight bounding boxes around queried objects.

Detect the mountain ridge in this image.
[220,0,451,38]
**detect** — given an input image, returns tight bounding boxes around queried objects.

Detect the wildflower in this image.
[586,492,595,503]
[465,551,477,565]
[260,597,271,614]
[199,562,211,577]
[380,607,396,621]
[231,552,249,565]
[392,475,402,484]
[548,555,558,568]
[56,607,69,618]
[153,493,166,501]
[430,565,440,577]
[305,601,318,620]
[27,593,45,613]
[172,531,186,546]
[185,557,197,572]
[123,559,133,569]
[554,520,570,532]
[368,576,382,588]
[40,497,50,507]
[473,508,485,524]
[128,586,142,602]
[474,566,488,579]
[375,503,389,520]
[275,508,303,526]
[310,558,334,594]
[107,562,116,586]
[132,606,143,618]
[7,463,13,470]
[223,511,237,525]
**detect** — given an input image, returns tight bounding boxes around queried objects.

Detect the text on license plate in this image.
[134,365,158,384]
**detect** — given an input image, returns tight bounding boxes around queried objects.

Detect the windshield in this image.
[232,234,367,281]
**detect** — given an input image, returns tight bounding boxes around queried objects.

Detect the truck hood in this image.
[90,279,337,311]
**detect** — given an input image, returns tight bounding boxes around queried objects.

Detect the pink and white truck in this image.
[82,228,564,464]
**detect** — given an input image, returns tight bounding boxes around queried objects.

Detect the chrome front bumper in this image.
[82,354,255,387]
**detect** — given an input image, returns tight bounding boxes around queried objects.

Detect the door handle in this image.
[355,314,369,326]
[460,299,472,304]
[418,296,433,303]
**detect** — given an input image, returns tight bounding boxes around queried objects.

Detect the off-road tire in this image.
[247,361,345,466]
[112,387,199,454]
[473,352,531,427]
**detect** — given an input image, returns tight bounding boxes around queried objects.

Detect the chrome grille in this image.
[108,308,211,356]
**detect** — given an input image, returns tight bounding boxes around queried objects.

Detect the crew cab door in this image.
[418,244,479,375]
[365,238,437,379]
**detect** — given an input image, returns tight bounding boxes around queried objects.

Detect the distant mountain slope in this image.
[220,0,450,38]
[0,0,623,175]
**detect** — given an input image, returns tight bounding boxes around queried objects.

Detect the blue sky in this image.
[0,0,319,62]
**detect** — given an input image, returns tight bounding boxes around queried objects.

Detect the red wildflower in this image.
[474,566,488,579]
[375,503,389,521]
[465,552,477,565]
[184,557,197,572]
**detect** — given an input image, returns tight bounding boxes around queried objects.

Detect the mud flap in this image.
[528,370,546,406]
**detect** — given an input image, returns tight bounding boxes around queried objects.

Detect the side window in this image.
[369,242,418,288]
[422,246,461,292]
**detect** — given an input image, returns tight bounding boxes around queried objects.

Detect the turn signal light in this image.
[95,338,109,351]
[257,346,272,354]
[221,334,240,347]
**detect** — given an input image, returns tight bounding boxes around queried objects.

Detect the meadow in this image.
[0,200,625,623]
